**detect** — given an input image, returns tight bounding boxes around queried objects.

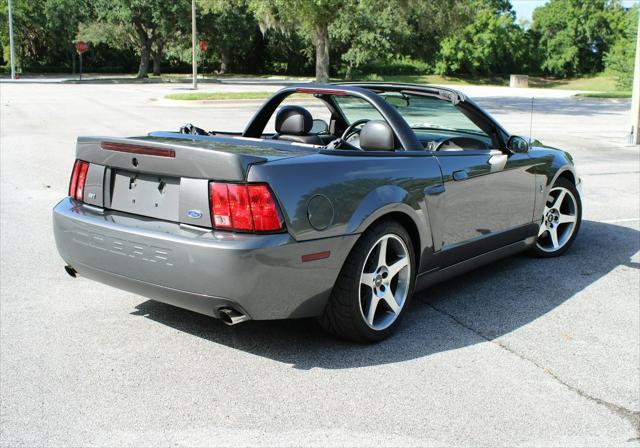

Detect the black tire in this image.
[530,177,582,258]
[318,219,416,343]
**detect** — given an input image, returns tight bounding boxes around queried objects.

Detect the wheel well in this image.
[558,170,576,185]
[369,212,421,268]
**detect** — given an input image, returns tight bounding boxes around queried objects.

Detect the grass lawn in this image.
[373,72,621,91]
[373,74,507,86]
[574,91,632,99]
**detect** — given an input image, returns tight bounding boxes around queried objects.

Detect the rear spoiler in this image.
[75,135,289,181]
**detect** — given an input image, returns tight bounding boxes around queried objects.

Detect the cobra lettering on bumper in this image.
[71,229,174,267]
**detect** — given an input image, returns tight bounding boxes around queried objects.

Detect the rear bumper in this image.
[53,198,358,320]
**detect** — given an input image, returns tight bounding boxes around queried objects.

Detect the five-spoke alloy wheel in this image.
[532,177,582,257]
[359,234,411,331]
[319,220,415,342]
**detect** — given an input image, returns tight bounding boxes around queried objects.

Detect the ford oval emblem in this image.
[187,210,203,219]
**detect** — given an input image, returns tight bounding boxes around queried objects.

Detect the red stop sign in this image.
[199,40,208,52]
[76,41,88,54]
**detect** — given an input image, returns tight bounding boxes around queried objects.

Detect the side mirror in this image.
[507,135,529,153]
[310,119,329,135]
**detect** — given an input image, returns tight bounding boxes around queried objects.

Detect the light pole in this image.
[631,9,640,145]
[8,0,16,79]
[192,0,198,90]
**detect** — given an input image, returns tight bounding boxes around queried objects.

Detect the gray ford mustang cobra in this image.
[53,83,582,342]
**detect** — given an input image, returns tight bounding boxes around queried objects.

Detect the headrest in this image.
[360,120,395,151]
[275,106,313,135]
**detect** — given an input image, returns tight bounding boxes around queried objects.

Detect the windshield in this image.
[333,95,385,122]
[334,92,487,137]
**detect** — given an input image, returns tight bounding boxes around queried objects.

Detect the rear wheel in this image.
[531,177,581,257]
[318,220,415,343]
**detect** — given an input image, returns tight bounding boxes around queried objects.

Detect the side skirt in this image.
[414,236,536,292]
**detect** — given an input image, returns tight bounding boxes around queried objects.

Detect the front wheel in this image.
[318,220,415,343]
[531,177,582,257]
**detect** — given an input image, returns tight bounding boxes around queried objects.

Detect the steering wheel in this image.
[434,136,490,151]
[325,119,371,150]
[341,119,370,141]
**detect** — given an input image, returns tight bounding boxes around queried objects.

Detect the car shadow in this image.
[131,220,638,369]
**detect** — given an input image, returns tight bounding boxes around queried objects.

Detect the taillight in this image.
[247,184,283,232]
[68,160,89,201]
[209,182,284,233]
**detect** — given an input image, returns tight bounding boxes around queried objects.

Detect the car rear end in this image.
[53,135,356,322]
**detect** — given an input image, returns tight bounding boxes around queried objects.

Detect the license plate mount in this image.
[109,170,180,221]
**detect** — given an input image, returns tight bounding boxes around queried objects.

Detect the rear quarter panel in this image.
[248,153,443,271]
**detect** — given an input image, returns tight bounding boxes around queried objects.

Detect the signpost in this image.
[8,0,16,79]
[192,0,197,90]
[631,11,640,145]
[75,41,89,81]
[199,40,208,53]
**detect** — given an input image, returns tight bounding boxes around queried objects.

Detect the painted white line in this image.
[601,218,640,224]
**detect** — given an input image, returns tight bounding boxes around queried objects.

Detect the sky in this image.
[512,0,640,22]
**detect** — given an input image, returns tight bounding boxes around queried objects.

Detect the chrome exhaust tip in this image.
[64,265,77,278]
[218,307,249,326]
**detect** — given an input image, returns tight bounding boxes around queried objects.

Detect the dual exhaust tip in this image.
[64,265,249,326]
[218,307,250,326]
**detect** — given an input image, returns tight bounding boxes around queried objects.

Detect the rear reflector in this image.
[100,142,176,158]
[301,251,331,262]
[68,160,90,201]
[209,182,284,233]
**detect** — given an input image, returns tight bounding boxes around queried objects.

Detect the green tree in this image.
[263,28,311,75]
[330,0,411,80]
[1,0,47,71]
[435,1,531,76]
[197,2,262,74]
[1,0,93,72]
[46,0,93,72]
[246,0,347,82]
[604,5,638,89]
[79,0,189,77]
[402,0,481,63]
[532,0,626,77]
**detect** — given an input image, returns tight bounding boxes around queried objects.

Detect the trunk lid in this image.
[75,133,313,225]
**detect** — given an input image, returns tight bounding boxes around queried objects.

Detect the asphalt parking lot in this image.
[1,80,638,447]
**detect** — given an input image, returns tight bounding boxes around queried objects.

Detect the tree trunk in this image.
[135,23,151,78]
[220,48,230,74]
[151,42,163,76]
[152,55,161,76]
[345,64,353,81]
[314,22,330,83]
[137,43,150,78]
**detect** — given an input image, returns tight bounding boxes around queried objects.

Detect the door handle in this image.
[452,170,469,181]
